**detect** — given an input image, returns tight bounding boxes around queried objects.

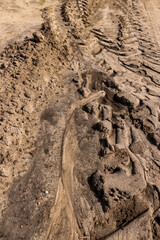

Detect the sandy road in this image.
[46,90,105,240]
[142,0,160,48]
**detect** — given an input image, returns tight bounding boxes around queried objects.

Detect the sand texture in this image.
[0,0,160,239]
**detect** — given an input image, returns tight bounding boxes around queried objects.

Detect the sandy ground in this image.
[0,0,160,239]
[142,0,160,47]
[0,0,54,50]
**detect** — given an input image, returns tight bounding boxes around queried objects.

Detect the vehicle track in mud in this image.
[46,91,105,240]
[0,0,160,239]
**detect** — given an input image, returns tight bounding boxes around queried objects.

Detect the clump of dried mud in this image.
[0,0,160,239]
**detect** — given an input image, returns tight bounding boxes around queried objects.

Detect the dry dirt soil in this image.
[0,0,160,239]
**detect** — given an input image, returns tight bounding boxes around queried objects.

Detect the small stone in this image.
[44,190,49,194]
[92,46,102,55]
[24,90,31,98]
[23,104,34,113]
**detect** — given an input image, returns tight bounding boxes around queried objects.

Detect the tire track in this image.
[46,90,105,240]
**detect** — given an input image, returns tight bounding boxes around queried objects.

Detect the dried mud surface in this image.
[0,0,160,239]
